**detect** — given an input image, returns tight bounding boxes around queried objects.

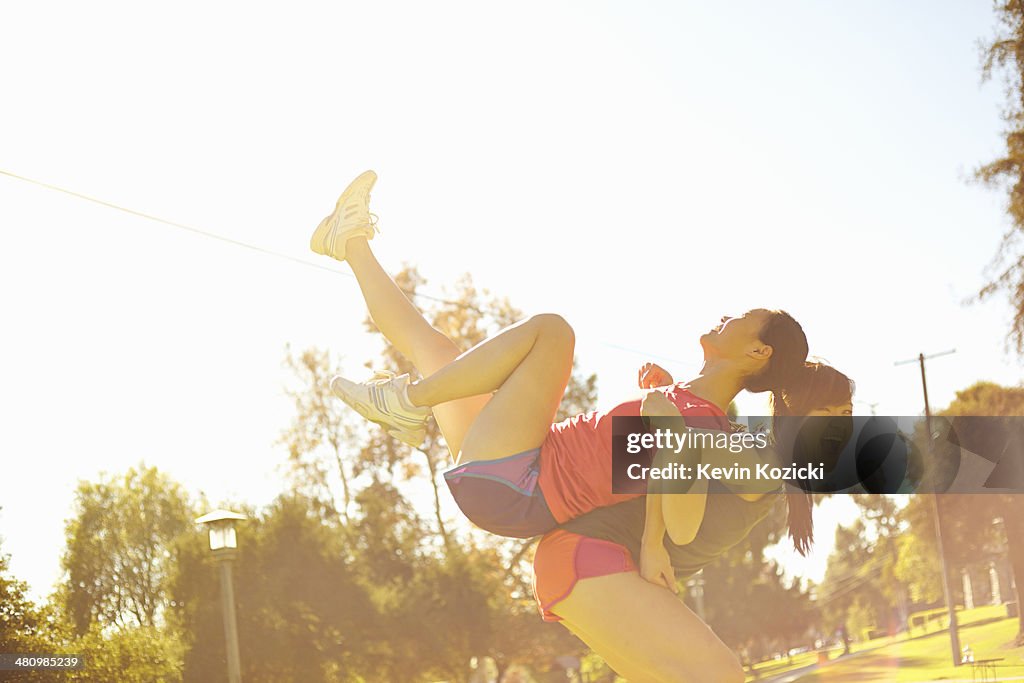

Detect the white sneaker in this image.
[310,170,378,261]
[331,371,431,447]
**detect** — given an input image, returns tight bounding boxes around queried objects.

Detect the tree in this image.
[697,502,818,661]
[895,383,1024,645]
[61,464,194,635]
[279,346,360,526]
[170,495,379,683]
[892,495,945,606]
[818,521,892,642]
[851,495,912,631]
[937,382,1024,644]
[0,536,62,683]
[976,1,1024,351]
[61,625,184,683]
[2,523,184,683]
[1,543,46,650]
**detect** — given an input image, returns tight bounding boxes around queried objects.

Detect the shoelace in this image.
[368,369,395,384]
[363,370,428,447]
[341,197,380,234]
[362,189,379,232]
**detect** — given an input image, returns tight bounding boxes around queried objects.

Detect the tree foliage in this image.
[170,495,378,683]
[976,1,1024,351]
[61,464,194,635]
[819,520,893,641]
[940,381,1024,644]
[2,529,184,683]
[0,537,61,682]
[698,503,818,661]
[873,382,1024,644]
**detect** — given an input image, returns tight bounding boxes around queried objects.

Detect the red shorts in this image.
[532,529,637,622]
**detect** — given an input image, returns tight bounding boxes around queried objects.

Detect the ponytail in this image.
[783,362,856,556]
[773,385,816,557]
[786,487,814,557]
[749,310,812,558]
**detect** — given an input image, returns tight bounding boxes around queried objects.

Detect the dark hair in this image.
[742,309,809,402]
[772,362,856,557]
[785,362,856,415]
[738,310,811,555]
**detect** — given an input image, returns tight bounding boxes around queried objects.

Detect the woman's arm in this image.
[639,390,709,587]
[660,476,709,544]
[641,486,677,592]
[639,390,677,590]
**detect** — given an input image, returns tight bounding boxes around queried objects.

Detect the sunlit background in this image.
[1,1,1018,601]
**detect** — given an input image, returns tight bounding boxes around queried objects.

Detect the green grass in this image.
[746,606,1024,682]
[746,650,837,680]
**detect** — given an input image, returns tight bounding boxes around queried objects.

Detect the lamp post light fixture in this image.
[196,509,246,683]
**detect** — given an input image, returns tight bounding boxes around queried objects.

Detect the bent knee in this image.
[528,313,576,348]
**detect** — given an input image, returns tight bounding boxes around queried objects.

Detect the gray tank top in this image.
[558,481,781,578]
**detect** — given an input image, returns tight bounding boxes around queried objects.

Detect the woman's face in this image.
[807,401,854,417]
[700,309,772,363]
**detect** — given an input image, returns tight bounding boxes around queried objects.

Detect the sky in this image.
[1,0,1020,600]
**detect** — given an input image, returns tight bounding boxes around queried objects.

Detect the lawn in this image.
[746,605,1024,682]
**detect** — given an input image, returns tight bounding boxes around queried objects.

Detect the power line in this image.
[0,168,484,313]
[0,168,710,370]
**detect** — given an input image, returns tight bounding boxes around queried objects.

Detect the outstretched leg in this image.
[344,236,490,459]
[315,170,574,464]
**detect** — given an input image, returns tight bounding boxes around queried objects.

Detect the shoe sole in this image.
[309,170,377,259]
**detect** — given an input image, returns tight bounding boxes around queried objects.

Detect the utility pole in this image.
[896,349,959,666]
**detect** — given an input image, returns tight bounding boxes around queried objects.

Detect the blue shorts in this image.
[443,448,558,539]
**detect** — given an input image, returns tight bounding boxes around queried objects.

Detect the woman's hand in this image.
[640,536,678,594]
[638,362,673,389]
[641,389,682,418]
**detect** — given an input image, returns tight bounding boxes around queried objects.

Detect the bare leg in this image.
[560,620,662,682]
[345,236,490,458]
[552,573,745,683]
[405,313,576,463]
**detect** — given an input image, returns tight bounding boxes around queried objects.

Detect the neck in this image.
[682,361,746,414]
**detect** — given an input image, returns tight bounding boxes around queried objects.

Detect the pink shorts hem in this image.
[533,529,637,622]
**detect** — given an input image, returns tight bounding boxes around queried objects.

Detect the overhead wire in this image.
[0,168,486,313]
[1,169,696,363]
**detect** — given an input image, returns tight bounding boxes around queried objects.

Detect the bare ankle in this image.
[405,381,428,407]
[346,236,372,262]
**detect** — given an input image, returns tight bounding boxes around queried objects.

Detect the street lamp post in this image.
[196,509,247,683]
